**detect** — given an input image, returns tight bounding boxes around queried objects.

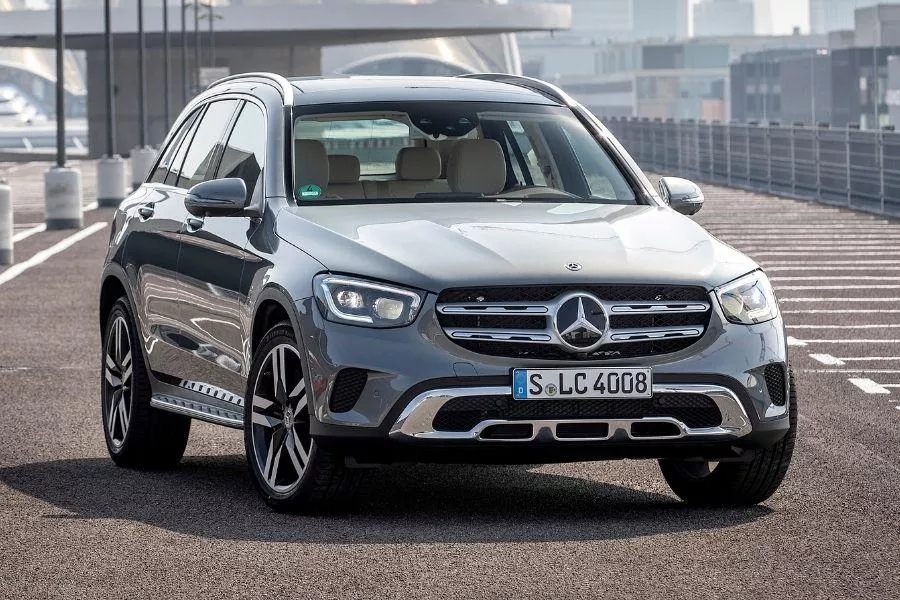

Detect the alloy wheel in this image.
[103,315,133,448]
[249,343,312,493]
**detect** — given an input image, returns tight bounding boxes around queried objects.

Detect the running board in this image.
[150,394,244,428]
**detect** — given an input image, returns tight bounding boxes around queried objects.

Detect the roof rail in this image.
[206,72,295,104]
[457,73,576,107]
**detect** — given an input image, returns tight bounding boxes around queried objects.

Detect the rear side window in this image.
[177,99,240,189]
[216,102,266,199]
[149,109,200,184]
[295,118,410,176]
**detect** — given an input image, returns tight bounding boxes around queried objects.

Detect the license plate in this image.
[512,368,652,400]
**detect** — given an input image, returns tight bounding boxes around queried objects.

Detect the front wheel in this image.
[659,370,797,506]
[243,323,364,512]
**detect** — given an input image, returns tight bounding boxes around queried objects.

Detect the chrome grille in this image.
[436,285,711,360]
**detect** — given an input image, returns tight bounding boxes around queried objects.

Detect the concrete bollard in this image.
[0,180,11,265]
[97,155,128,207]
[44,166,83,230]
[129,146,157,190]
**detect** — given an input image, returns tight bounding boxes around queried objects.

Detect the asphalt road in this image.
[0,163,898,599]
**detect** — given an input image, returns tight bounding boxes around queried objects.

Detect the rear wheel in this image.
[659,371,797,506]
[244,323,364,512]
[101,297,191,469]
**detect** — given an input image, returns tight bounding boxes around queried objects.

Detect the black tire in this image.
[659,370,797,506]
[101,297,191,469]
[243,323,364,512]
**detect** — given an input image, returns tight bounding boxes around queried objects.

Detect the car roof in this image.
[286,76,563,107]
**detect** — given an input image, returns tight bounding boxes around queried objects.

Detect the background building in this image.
[810,0,878,35]
[693,0,755,38]
[632,0,690,40]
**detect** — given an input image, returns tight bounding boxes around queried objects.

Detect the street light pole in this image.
[181,0,188,106]
[55,0,66,168]
[194,0,200,79]
[104,0,115,156]
[137,0,147,147]
[163,0,171,127]
[207,2,215,67]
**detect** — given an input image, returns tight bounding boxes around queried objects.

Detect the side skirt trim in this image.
[150,394,244,428]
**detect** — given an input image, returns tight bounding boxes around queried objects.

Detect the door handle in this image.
[137,204,155,220]
[186,216,204,231]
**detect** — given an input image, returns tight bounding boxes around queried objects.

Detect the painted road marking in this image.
[768,267,900,271]
[849,378,891,394]
[0,222,107,287]
[787,336,807,347]
[787,339,900,344]
[780,298,900,303]
[772,276,900,281]
[783,310,900,314]
[801,369,900,374]
[809,353,845,365]
[11,224,46,243]
[763,260,900,265]
[776,285,900,290]
[788,324,900,329]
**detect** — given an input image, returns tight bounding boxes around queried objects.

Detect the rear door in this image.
[173,99,264,397]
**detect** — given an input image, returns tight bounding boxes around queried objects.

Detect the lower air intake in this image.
[329,368,368,413]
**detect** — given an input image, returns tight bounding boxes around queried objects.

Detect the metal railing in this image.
[603,117,900,218]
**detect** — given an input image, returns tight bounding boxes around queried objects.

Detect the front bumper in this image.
[295,290,790,460]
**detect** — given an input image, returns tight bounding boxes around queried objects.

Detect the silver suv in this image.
[98,73,795,511]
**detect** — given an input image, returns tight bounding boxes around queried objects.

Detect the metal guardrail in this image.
[603,117,900,218]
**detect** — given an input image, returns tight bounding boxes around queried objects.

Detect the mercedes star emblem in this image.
[553,293,608,352]
[565,262,582,271]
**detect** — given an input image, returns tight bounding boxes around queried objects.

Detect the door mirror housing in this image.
[658,177,704,216]
[185,178,248,217]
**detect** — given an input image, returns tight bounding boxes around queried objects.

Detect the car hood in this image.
[276,202,757,293]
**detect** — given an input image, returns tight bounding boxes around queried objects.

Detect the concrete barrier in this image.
[97,155,128,207]
[130,146,156,190]
[44,166,83,230]
[0,180,11,265]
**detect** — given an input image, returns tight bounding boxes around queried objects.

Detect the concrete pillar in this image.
[44,167,83,230]
[97,155,129,207]
[130,146,157,190]
[0,180,11,265]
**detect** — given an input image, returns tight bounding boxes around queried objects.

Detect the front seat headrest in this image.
[447,139,506,195]
[328,154,361,184]
[294,139,329,195]
[395,147,442,181]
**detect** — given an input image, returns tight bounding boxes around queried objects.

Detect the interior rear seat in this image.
[327,154,364,199]
[387,147,450,197]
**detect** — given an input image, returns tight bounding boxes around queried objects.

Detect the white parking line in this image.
[0,222,107,287]
[756,252,900,257]
[776,285,900,291]
[801,369,900,373]
[11,224,46,242]
[849,378,891,394]
[788,324,900,329]
[780,298,900,302]
[772,276,900,281]
[764,260,900,265]
[789,339,900,344]
[783,309,900,314]
[768,266,900,271]
[787,336,807,347]
[809,353,845,365]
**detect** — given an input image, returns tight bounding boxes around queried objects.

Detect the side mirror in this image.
[658,177,704,216]
[185,178,248,217]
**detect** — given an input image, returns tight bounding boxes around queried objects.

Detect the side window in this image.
[149,110,200,184]
[216,102,266,200]
[508,121,548,187]
[164,110,203,187]
[177,99,240,189]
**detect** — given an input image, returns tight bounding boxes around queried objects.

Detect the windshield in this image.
[291,101,638,204]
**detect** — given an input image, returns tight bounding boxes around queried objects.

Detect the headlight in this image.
[315,275,424,327]
[715,271,779,325]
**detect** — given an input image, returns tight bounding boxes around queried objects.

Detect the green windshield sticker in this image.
[298,184,322,198]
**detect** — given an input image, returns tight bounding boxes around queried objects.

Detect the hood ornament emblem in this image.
[565,262,582,271]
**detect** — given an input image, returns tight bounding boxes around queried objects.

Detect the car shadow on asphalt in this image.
[0,455,771,543]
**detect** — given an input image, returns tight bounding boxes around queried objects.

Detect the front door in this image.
[174,99,267,397]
